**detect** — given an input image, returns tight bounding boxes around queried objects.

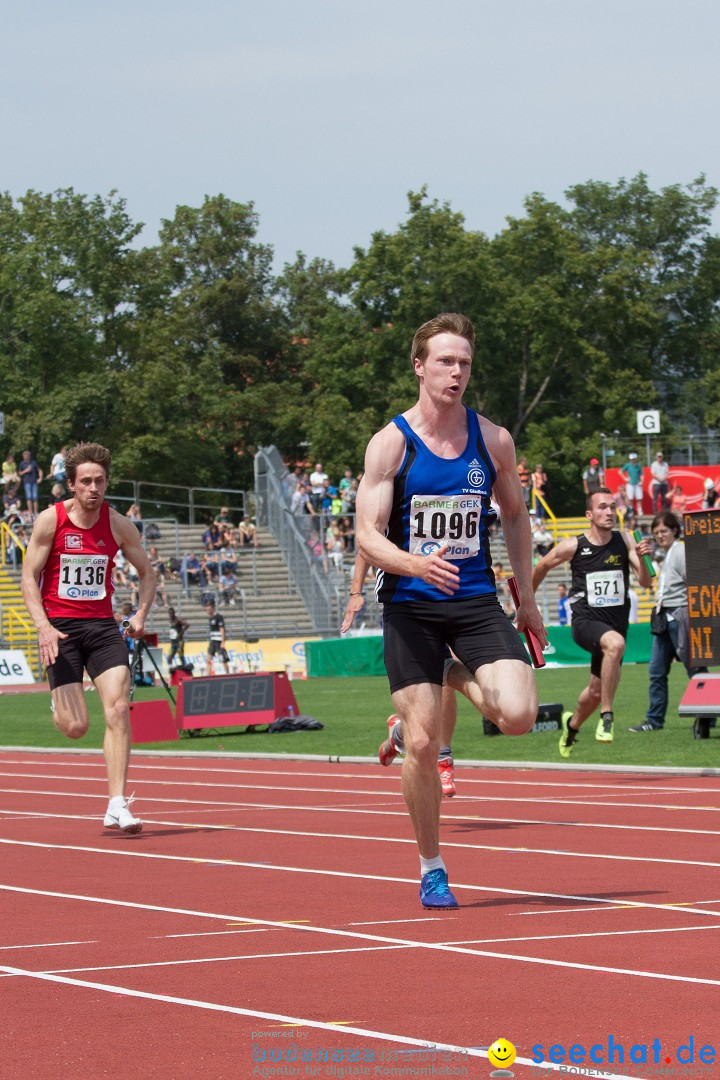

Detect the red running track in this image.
[1,749,719,1079]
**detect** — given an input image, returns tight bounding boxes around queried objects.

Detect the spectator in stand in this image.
[18,449,43,518]
[147,545,168,607]
[214,506,233,528]
[702,477,719,509]
[202,551,219,583]
[320,479,334,523]
[531,516,554,558]
[112,549,129,589]
[46,482,66,507]
[203,520,223,551]
[338,467,354,502]
[239,514,258,548]
[325,518,346,571]
[218,567,238,605]
[125,502,143,535]
[2,452,19,487]
[180,552,203,591]
[342,478,358,514]
[531,462,548,519]
[614,482,629,517]
[291,481,314,517]
[5,522,28,566]
[517,455,531,510]
[219,542,237,575]
[307,529,328,572]
[309,462,328,513]
[669,484,688,518]
[619,452,644,517]
[3,483,21,519]
[342,515,356,553]
[557,583,571,626]
[492,560,513,617]
[650,452,670,512]
[583,457,604,498]
[330,487,343,517]
[49,446,68,485]
[125,562,140,608]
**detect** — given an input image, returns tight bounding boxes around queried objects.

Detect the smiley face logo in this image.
[488,1038,516,1075]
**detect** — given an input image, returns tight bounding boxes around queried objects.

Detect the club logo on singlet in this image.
[467,459,486,489]
[65,534,82,550]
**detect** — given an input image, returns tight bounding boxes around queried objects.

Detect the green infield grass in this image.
[0,665,716,768]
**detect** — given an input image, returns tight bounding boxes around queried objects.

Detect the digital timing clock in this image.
[175,671,299,731]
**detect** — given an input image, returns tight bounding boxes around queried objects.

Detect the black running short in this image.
[383,595,530,694]
[571,617,628,678]
[47,618,130,690]
[208,641,229,660]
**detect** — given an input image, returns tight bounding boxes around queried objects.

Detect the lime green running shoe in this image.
[595,714,614,742]
[559,711,578,759]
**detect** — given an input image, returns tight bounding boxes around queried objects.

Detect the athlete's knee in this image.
[103,699,130,732]
[602,632,626,660]
[54,712,89,739]
[493,701,536,736]
[403,725,440,766]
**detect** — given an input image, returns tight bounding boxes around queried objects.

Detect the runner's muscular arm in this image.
[20,507,69,667]
[355,424,460,596]
[110,512,156,637]
[531,537,578,590]
[485,421,547,645]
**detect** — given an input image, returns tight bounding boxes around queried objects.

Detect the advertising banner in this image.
[0,650,35,685]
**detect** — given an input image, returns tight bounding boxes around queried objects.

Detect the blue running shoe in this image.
[420,868,459,909]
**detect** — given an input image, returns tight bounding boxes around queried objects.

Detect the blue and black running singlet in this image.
[377,408,498,604]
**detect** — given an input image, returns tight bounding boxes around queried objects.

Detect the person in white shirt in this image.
[650,452,670,513]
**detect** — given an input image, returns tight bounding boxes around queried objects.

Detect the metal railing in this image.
[1,521,26,567]
[254,447,335,632]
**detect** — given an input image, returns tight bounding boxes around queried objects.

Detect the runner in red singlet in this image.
[21,443,156,833]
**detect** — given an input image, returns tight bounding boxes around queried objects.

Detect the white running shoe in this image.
[104,794,142,834]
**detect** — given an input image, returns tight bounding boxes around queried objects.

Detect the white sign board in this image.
[0,651,35,685]
[637,410,660,434]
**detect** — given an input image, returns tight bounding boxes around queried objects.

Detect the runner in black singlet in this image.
[532,488,653,757]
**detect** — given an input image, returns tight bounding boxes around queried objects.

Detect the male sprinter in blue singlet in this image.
[355,312,547,909]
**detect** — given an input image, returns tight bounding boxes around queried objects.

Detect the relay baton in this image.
[121,619,132,631]
[632,529,657,578]
[507,575,546,668]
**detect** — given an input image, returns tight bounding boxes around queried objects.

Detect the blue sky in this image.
[2,0,718,270]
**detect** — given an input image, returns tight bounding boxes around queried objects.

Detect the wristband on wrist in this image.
[349,591,364,597]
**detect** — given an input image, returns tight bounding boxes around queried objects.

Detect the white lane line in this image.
[449,924,720,945]
[3,845,720,921]
[0,940,98,951]
[3,756,720,795]
[155,929,273,939]
[348,919,450,926]
[2,965,637,1078]
[45,944,409,974]
[1,817,719,871]
[4,805,718,838]
[3,898,720,987]
[0,784,716,815]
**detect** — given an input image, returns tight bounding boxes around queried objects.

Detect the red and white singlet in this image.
[41,502,118,619]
